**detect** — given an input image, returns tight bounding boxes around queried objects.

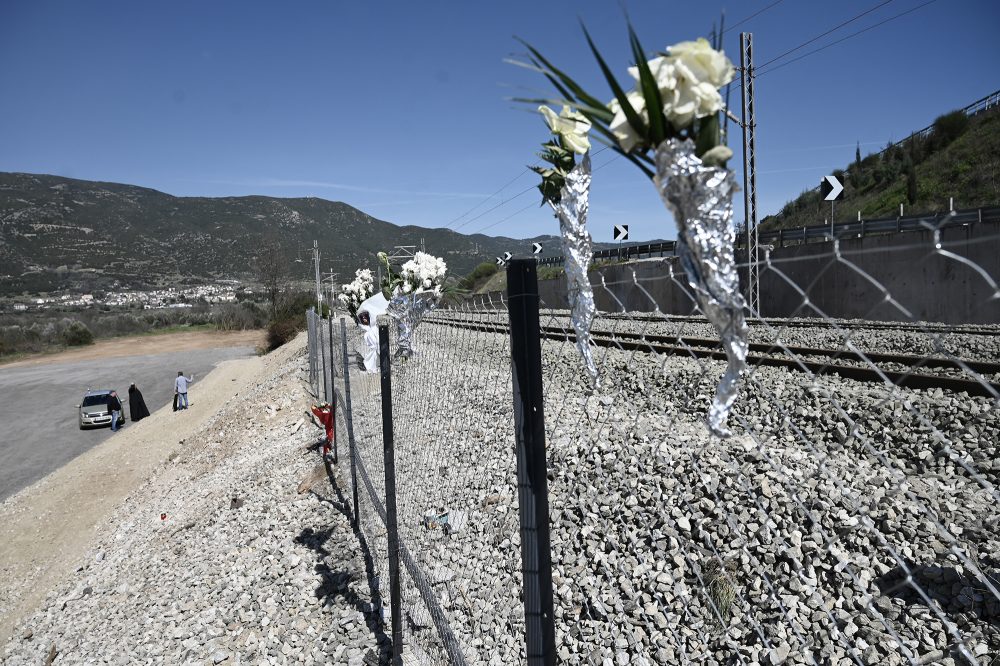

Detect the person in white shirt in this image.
[175,371,194,410]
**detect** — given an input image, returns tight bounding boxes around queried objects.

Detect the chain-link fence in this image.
[307,215,999,664]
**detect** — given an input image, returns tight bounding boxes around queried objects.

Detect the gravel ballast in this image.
[340,310,999,664]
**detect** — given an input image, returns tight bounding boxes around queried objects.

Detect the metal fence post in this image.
[306,310,312,389]
[320,315,328,404]
[378,320,404,666]
[506,259,556,666]
[340,318,360,529]
[328,313,337,463]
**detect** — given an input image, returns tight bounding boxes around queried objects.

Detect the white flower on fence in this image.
[339,268,375,319]
[540,105,592,154]
[514,25,748,436]
[378,250,450,358]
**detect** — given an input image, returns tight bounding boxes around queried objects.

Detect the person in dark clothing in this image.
[128,383,151,422]
[108,391,123,431]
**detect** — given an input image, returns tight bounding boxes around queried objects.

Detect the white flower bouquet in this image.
[337,268,376,320]
[532,104,600,387]
[378,251,448,300]
[515,26,748,437]
[377,250,451,358]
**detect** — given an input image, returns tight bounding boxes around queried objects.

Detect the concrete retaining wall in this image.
[476,222,1000,325]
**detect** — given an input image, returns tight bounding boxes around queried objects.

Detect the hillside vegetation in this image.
[0,173,567,296]
[761,105,1000,230]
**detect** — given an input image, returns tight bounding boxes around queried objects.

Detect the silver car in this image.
[78,390,127,429]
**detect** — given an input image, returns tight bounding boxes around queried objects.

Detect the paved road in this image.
[0,345,255,501]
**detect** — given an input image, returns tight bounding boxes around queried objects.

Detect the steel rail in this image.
[426,316,1000,399]
[453,308,1000,338]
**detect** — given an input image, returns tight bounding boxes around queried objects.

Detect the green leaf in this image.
[695,113,720,158]
[628,24,667,145]
[510,95,614,122]
[581,24,648,144]
[516,38,615,122]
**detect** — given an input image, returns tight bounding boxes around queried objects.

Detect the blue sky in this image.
[1,0,997,243]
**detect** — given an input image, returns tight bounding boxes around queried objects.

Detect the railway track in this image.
[427,315,1000,399]
[457,308,1000,338]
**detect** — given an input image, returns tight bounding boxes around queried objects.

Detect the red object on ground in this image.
[160,513,167,520]
[310,403,336,457]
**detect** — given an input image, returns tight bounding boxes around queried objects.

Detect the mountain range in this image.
[0,172,589,296]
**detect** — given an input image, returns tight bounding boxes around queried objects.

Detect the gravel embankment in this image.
[2,336,391,666]
[344,316,999,665]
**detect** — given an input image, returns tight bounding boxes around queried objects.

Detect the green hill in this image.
[0,172,568,296]
[761,104,1000,230]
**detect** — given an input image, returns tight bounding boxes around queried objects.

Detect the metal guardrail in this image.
[535,207,1000,266]
[761,206,1000,246]
[536,240,678,266]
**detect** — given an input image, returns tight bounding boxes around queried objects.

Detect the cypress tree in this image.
[905,153,918,205]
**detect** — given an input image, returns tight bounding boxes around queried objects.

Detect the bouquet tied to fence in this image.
[378,251,450,358]
[338,268,376,320]
[532,104,600,388]
[516,27,748,437]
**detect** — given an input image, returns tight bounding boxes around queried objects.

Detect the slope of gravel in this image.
[1,335,390,666]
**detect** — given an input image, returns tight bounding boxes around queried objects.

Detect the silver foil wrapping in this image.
[549,153,600,387]
[387,291,438,359]
[654,138,748,437]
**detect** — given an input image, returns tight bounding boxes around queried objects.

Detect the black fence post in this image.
[378,320,404,666]
[339,318,360,530]
[506,259,556,666]
[328,313,337,463]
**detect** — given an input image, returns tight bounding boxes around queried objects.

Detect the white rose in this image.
[422,278,432,289]
[540,105,591,154]
[607,90,647,153]
[666,80,722,129]
[628,55,678,93]
[667,38,735,88]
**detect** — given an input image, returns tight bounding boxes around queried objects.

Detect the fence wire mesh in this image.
[342,304,524,664]
[306,212,998,665]
[520,220,997,663]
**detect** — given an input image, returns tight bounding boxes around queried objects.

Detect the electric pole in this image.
[313,240,322,315]
[740,32,761,317]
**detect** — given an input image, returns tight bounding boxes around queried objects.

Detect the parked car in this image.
[77,389,127,429]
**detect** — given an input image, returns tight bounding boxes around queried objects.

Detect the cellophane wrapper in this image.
[549,152,600,388]
[387,291,438,359]
[654,138,748,437]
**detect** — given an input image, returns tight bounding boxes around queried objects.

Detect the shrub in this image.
[214,302,267,330]
[931,110,969,150]
[62,320,94,346]
[266,319,299,352]
[462,262,499,289]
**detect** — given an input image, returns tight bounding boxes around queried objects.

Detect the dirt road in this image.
[0,329,264,501]
[0,330,275,647]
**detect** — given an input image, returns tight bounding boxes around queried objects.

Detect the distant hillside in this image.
[0,173,577,296]
[761,102,1000,230]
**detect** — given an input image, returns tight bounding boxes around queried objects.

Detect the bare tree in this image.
[254,240,287,320]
